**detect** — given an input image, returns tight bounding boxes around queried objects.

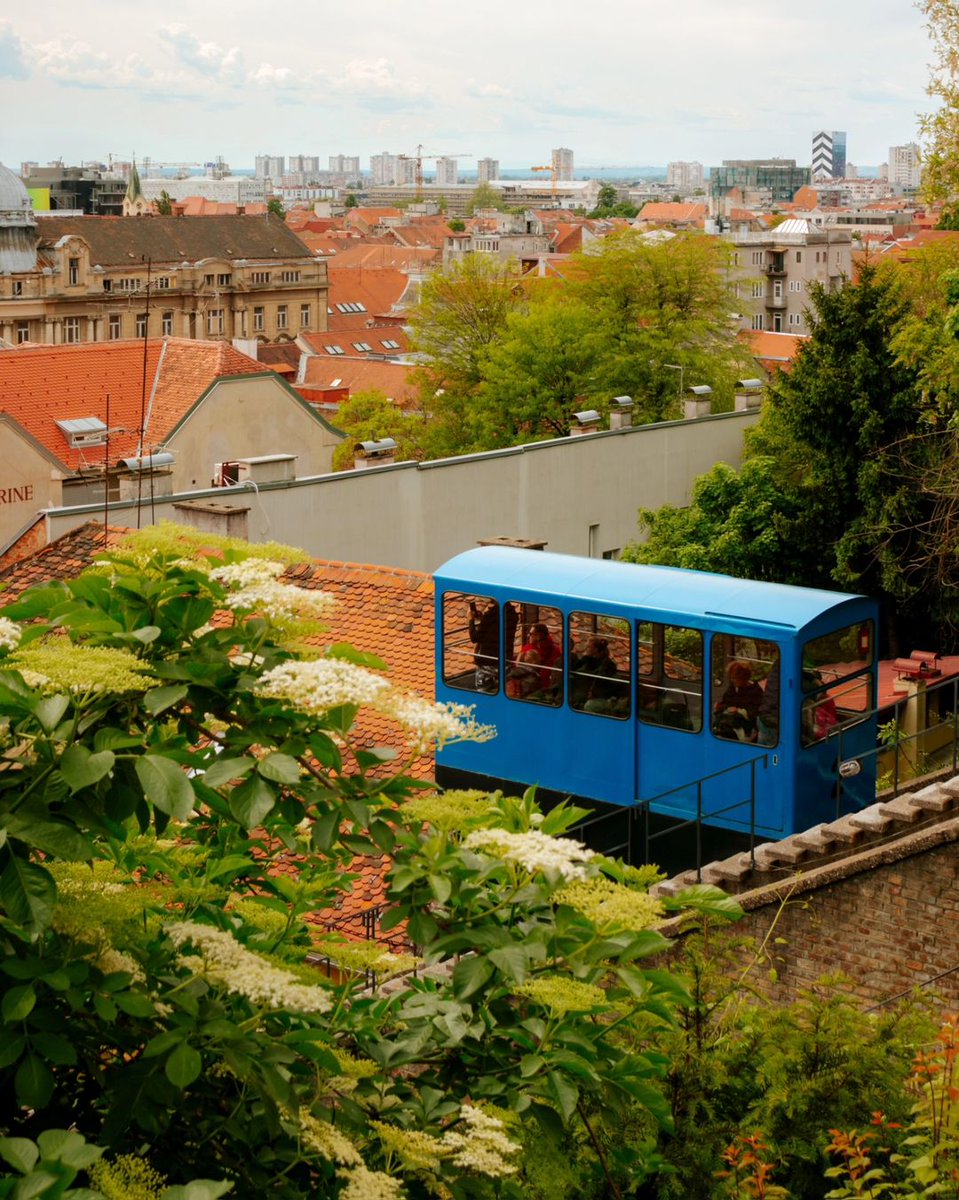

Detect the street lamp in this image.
[663,363,684,396]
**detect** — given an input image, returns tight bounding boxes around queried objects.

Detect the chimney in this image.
[683,385,713,420]
[173,500,250,540]
[236,454,297,483]
[609,395,633,430]
[354,437,397,469]
[734,378,765,412]
[570,409,601,437]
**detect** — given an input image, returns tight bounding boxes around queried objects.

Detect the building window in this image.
[161,311,173,336]
[136,313,147,338]
[12,280,22,297]
[108,314,121,340]
[15,321,29,344]
[276,305,288,330]
[751,313,764,331]
[352,341,372,352]
[381,339,400,349]
[63,316,80,344]
[300,304,311,327]
[204,274,215,286]
[281,270,300,283]
[731,252,740,266]
[217,273,232,287]
[789,312,803,326]
[324,344,344,355]
[796,251,802,263]
[751,281,764,299]
[68,258,79,286]
[207,308,224,336]
[251,271,271,284]
[115,278,141,292]
[751,250,763,265]
[253,305,265,332]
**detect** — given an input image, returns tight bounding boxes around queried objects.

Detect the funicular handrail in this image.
[569,754,768,877]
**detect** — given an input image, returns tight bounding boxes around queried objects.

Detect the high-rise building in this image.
[327,155,360,176]
[710,159,811,205]
[888,142,921,189]
[477,157,500,184]
[434,156,458,186]
[666,161,704,191]
[811,131,847,180]
[288,155,320,176]
[551,147,574,180]
[254,155,286,180]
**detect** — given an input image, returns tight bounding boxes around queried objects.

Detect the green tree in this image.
[330,388,425,469]
[449,218,466,232]
[267,196,285,218]
[0,524,735,1198]
[344,191,359,209]
[408,253,526,393]
[919,0,959,203]
[154,189,173,216]
[466,180,503,215]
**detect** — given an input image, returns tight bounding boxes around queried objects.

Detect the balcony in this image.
[763,259,787,275]
[765,293,787,309]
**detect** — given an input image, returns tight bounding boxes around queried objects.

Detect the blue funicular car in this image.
[435,546,878,865]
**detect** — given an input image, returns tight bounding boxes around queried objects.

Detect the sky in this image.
[0,0,932,174]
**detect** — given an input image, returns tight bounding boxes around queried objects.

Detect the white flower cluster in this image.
[441,1105,520,1178]
[256,658,391,714]
[376,691,496,751]
[167,920,333,1014]
[0,618,22,653]
[298,1109,362,1166]
[336,1164,406,1200]
[94,946,146,984]
[463,828,595,881]
[209,559,334,623]
[257,658,496,750]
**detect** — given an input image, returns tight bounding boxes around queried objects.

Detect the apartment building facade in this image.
[666,161,705,191]
[725,219,852,335]
[0,211,328,347]
[888,143,922,190]
[811,130,847,180]
[477,157,500,183]
[552,147,574,179]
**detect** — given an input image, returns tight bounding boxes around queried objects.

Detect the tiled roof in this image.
[638,202,707,224]
[0,521,125,597]
[35,214,313,265]
[302,328,411,357]
[744,330,809,371]
[326,267,412,328]
[0,339,268,470]
[298,355,417,405]
[323,242,440,271]
[174,198,269,217]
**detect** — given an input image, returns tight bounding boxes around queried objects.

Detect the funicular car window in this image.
[637,622,702,731]
[711,636,781,746]
[506,602,563,706]
[442,591,500,694]
[800,620,874,747]
[568,611,631,719]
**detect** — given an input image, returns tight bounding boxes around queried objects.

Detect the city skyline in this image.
[0,0,929,172]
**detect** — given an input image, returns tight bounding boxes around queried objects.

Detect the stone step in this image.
[908,782,954,813]
[848,805,896,834]
[878,793,925,822]
[794,823,843,853]
[819,812,865,843]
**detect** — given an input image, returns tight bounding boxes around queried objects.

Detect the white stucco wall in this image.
[43,410,759,574]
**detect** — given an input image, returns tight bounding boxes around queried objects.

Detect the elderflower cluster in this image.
[209,559,334,623]
[9,643,154,695]
[0,618,22,653]
[376,691,496,752]
[256,657,391,713]
[167,920,333,1014]
[298,1110,362,1166]
[463,828,595,881]
[372,1123,446,1172]
[401,789,500,834]
[514,975,607,1016]
[336,1164,406,1200]
[441,1105,521,1178]
[94,946,146,985]
[554,876,663,932]
[89,1155,166,1199]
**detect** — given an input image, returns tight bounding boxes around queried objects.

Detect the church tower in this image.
[122,159,151,216]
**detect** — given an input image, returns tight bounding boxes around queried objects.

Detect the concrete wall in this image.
[0,417,64,549]
[43,410,757,574]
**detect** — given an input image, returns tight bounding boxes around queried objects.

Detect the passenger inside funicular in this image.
[711,638,781,746]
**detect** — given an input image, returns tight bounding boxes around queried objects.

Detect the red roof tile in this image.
[0,339,268,469]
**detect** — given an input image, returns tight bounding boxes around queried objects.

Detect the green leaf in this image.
[131,625,162,645]
[58,746,115,793]
[546,1069,579,1122]
[452,955,494,1001]
[36,1129,100,1170]
[257,753,301,784]
[162,1181,235,1199]
[202,757,255,789]
[0,1137,38,1174]
[666,883,744,921]
[4,815,93,863]
[488,945,530,982]
[0,857,56,934]
[143,684,189,715]
[165,1041,202,1089]
[33,695,69,733]
[229,775,276,829]
[135,755,196,819]
[326,643,389,671]
[2,984,35,1023]
[30,1032,76,1066]
[428,873,452,904]
[15,1052,54,1109]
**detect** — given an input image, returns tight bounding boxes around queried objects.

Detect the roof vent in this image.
[56,416,109,447]
[571,410,601,437]
[684,384,714,420]
[610,394,633,431]
[354,438,397,469]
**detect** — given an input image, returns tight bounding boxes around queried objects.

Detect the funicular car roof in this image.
[436,547,871,635]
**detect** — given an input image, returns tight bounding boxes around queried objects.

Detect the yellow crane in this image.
[399,145,471,194]
[531,165,558,199]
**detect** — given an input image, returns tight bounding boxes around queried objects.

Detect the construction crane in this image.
[398,145,472,193]
[531,165,558,200]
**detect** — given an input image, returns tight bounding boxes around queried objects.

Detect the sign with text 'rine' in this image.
[0,485,34,505]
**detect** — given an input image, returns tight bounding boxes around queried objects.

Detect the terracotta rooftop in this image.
[302,327,411,358]
[173,198,269,217]
[297,355,417,405]
[744,329,810,372]
[35,214,313,265]
[326,267,413,329]
[638,202,708,225]
[0,338,269,470]
[322,242,440,271]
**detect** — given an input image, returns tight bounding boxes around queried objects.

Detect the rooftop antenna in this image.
[135,256,152,527]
